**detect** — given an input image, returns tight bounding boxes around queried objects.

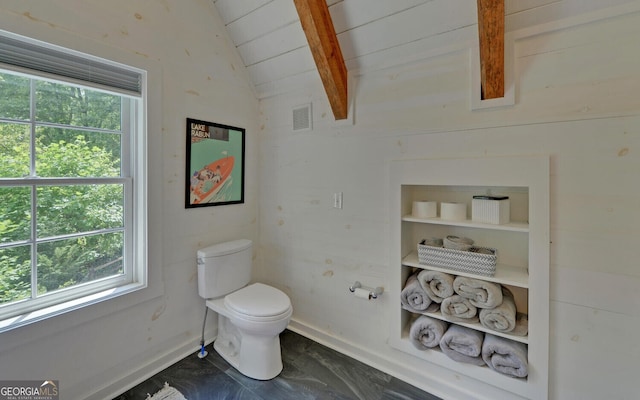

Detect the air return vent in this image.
[292,103,312,132]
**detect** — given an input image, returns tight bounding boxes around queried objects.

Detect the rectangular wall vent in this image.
[292,103,312,131]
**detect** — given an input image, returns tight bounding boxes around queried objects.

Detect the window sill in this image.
[0,282,150,334]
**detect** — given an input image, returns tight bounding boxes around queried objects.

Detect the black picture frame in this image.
[185,118,245,208]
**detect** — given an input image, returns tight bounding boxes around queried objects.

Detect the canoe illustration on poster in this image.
[186,118,245,208]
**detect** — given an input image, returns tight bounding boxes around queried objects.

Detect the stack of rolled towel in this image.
[401,271,529,378]
[408,314,528,378]
[401,271,529,336]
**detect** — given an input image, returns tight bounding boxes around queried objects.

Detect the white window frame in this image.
[0,31,148,332]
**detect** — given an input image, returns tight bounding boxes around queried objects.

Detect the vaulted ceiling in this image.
[211,0,632,100]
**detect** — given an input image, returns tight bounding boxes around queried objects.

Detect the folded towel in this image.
[417,270,455,303]
[453,276,503,309]
[439,324,486,366]
[479,287,527,336]
[513,313,529,337]
[482,334,528,378]
[441,295,479,323]
[409,315,449,350]
[401,273,433,313]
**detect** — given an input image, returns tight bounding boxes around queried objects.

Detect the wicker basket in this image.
[417,241,497,277]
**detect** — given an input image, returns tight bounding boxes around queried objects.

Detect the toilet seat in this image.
[224,283,291,322]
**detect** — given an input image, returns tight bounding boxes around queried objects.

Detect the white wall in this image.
[0,1,259,399]
[256,4,640,400]
[1,1,638,400]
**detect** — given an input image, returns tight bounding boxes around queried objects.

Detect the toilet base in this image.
[214,314,284,380]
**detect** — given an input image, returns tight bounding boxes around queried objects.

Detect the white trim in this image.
[288,319,476,400]
[82,333,217,400]
[0,281,146,333]
[0,23,164,367]
[0,47,150,331]
[469,2,640,111]
[469,33,515,110]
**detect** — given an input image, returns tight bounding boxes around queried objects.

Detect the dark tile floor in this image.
[114,330,441,400]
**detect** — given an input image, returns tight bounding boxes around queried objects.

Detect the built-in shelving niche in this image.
[389,157,549,400]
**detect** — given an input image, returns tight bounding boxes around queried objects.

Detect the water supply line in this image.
[197,305,209,359]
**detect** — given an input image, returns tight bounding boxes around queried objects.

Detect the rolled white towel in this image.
[409,315,449,350]
[439,324,486,366]
[441,295,479,323]
[401,273,433,313]
[479,287,528,336]
[513,313,529,337]
[482,334,528,378]
[453,276,503,309]
[417,270,455,303]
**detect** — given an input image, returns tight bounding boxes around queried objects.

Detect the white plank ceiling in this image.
[211,0,634,99]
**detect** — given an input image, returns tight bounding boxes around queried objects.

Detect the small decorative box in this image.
[472,195,510,225]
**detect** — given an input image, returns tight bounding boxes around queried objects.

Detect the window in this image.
[0,31,147,328]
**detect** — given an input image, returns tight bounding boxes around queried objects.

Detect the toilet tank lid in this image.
[198,239,252,258]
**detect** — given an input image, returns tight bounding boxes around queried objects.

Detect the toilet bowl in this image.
[206,283,292,380]
[197,239,292,380]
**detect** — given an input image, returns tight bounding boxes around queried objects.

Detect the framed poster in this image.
[185,118,245,208]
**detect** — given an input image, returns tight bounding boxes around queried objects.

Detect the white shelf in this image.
[390,156,549,400]
[402,215,529,232]
[402,252,529,288]
[393,324,531,396]
[405,308,528,344]
[389,156,549,400]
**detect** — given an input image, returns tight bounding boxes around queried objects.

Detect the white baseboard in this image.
[288,318,531,400]
[83,318,500,400]
[84,333,217,400]
[287,318,467,400]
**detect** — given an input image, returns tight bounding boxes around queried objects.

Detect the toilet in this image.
[197,239,292,380]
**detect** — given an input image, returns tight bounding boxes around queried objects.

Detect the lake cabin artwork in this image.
[185,118,245,208]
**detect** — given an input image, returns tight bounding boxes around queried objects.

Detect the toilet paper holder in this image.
[349,281,384,299]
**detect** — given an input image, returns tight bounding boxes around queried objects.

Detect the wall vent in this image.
[292,103,312,131]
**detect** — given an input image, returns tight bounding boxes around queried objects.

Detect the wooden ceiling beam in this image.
[477,0,505,99]
[293,0,348,120]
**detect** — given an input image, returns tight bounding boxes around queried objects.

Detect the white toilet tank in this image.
[197,239,252,299]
